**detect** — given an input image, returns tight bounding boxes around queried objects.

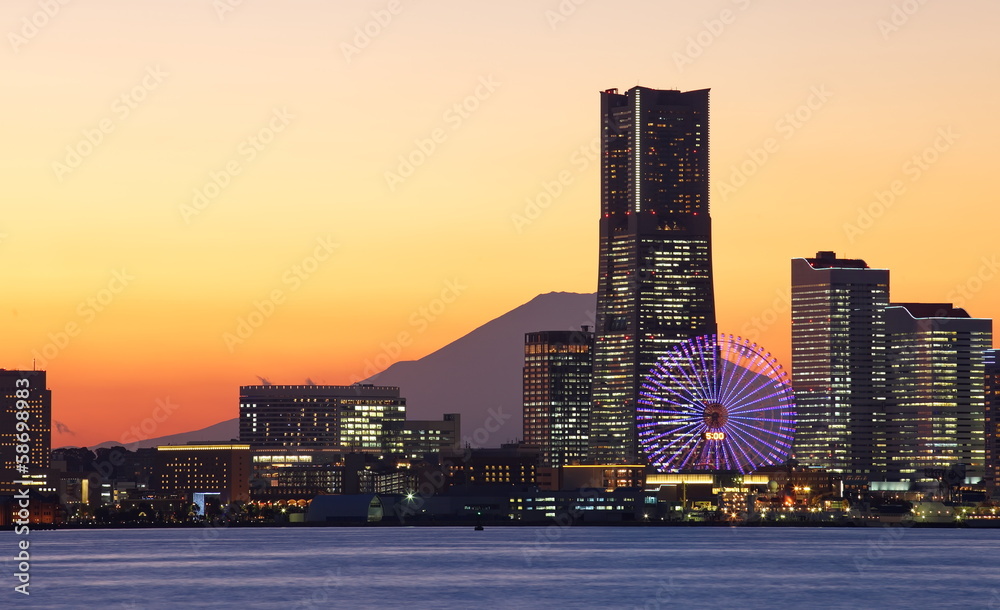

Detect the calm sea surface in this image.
[2,526,999,609]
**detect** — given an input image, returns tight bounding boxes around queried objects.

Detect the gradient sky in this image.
[4,0,999,447]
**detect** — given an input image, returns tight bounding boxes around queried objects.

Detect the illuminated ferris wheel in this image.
[637,334,795,474]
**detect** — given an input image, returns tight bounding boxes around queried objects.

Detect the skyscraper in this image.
[523,329,593,466]
[883,304,991,483]
[0,370,51,494]
[791,252,889,478]
[590,87,716,464]
[985,349,1000,494]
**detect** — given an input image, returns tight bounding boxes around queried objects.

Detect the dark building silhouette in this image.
[0,370,51,495]
[523,329,593,466]
[442,445,540,487]
[791,252,889,479]
[591,87,716,464]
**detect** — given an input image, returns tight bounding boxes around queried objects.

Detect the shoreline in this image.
[5,520,992,531]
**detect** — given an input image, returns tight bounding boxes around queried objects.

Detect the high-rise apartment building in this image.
[0,370,52,494]
[239,384,405,455]
[523,329,593,466]
[791,252,889,477]
[591,87,716,464]
[884,304,991,483]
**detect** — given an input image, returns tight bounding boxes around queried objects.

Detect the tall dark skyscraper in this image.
[590,87,717,464]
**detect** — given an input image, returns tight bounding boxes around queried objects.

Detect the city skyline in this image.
[5,1,1000,448]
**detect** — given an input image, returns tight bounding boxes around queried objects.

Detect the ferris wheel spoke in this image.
[638,414,703,426]
[673,434,703,470]
[726,386,794,413]
[638,409,702,427]
[728,410,792,423]
[721,434,756,473]
[650,434,700,461]
[694,335,719,402]
[644,422,704,450]
[710,437,729,470]
[670,341,716,405]
[720,335,747,405]
[715,336,744,408]
[643,423,702,449]
[650,360,711,407]
[641,385,701,414]
[728,419,791,442]
[637,396,694,413]
[709,336,721,404]
[723,427,774,468]
[716,346,758,408]
[723,358,750,405]
[641,424,702,448]
[725,422,786,465]
[652,425,703,465]
[727,397,794,416]
[726,438,753,473]
[724,369,774,404]
[639,381,703,410]
[665,358,712,406]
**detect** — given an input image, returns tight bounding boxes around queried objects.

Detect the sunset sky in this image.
[4,0,999,447]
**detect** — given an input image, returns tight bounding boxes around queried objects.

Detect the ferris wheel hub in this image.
[702,402,729,429]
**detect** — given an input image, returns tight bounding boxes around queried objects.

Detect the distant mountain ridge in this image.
[69,292,597,450]
[365,291,597,444]
[83,418,240,451]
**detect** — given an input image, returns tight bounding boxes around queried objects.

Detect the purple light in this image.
[637,333,797,474]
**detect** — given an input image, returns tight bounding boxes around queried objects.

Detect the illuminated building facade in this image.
[591,87,716,464]
[523,329,593,466]
[0,370,51,495]
[395,414,461,460]
[791,252,889,477]
[250,449,345,502]
[985,349,1000,495]
[885,304,991,483]
[152,443,251,503]
[239,384,406,454]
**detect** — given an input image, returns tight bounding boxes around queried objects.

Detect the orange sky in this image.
[4,0,999,447]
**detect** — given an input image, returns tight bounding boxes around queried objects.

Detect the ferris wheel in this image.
[637,334,795,473]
